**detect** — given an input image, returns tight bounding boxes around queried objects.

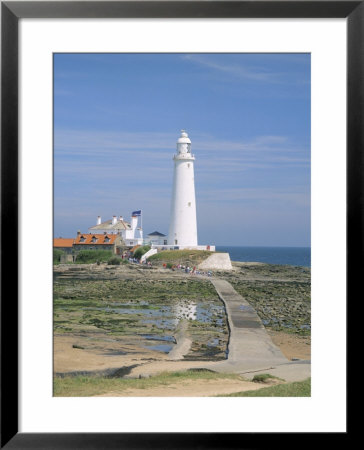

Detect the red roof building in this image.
[73,233,124,254]
[53,238,75,254]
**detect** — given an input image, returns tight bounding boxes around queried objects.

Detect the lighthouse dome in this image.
[177,130,191,144]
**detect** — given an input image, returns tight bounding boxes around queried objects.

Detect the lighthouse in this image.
[168,130,198,247]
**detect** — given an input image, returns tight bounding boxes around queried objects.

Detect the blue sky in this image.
[54,53,310,246]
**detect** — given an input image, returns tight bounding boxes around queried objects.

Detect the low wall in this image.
[60,254,75,263]
[151,244,216,251]
[140,248,158,262]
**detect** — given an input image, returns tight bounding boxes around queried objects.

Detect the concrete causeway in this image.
[205,279,311,381]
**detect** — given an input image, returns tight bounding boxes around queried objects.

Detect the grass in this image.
[75,250,113,264]
[252,373,282,383]
[148,249,213,265]
[53,249,66,264]
[54,278,218,303]
[217,378,311,397]
[54,370,242,397]
[133,245,151,259]
[54,370,310,397]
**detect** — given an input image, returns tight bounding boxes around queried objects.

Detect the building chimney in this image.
[112,216,117,225]
[131,215,138,231]
[77,230,81,235]
[119,216,123,221]
[97,216,101,225]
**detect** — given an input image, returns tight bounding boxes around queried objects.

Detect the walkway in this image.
[206,279,311,381]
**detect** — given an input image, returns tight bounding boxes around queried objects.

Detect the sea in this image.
[216,246,311,268]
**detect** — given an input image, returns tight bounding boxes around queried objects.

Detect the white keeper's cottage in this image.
[88,212,143,247]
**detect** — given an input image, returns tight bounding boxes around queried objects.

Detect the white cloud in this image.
[181,54,285,83]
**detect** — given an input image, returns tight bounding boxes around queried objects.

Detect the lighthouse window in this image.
[187,163,190,168]
[188,202,191,207]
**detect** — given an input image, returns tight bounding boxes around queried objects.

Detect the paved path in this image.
[168,320,192,360]
[204,279,311,381]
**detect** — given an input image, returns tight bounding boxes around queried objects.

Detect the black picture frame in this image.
[1,1,356,448]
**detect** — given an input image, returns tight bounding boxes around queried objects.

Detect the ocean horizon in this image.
[215,246,311,268]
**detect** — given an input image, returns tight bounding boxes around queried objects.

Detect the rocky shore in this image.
[53,259,310,377]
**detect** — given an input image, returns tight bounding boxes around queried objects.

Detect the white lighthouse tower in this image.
[168,130,198,247]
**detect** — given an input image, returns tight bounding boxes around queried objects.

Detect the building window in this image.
[175,239,178,245]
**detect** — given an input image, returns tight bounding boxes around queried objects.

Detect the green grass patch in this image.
[148,249,213,265]
[54,278,218,303]
[252,373,282,383]
[133,245,151,259]
[108,256,121,265]
[75,250,113,264]
[54,370,242,397]
[53,249,65,264]
[218,378,311,397]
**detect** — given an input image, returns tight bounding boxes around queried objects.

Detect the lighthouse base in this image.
[151,244,216,252]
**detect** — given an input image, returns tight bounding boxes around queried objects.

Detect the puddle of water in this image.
[143,343,174,353]
[111,300,151,307]
[196,304,225,324]
[103,350,127,356]
[174,303,197,320]
[84,301,226,328]
[142,318,179,329]
[141,334,176,343]
[105,307,166,316]
[207,338,219,347]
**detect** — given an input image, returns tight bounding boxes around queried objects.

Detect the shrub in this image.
[133,245,151,260]
[53,249,65,264]
[252,373,278,383]
[108,257,121,265]
[75,250,113,264]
